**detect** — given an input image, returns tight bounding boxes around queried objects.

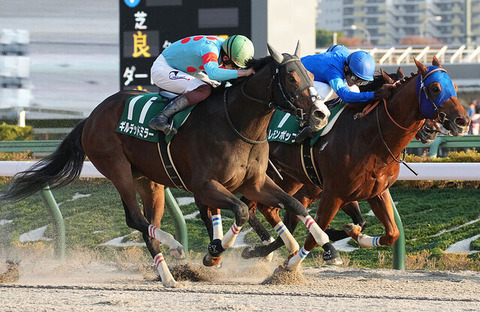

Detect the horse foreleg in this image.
[327,201,367,241]
[244,177,339,269]
[194,180,249,265]
[349,190,399,247]
[286,195,344,270]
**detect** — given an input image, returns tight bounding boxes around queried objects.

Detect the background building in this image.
[317,0,480,46]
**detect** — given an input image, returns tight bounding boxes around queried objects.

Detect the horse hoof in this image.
[202,253,222,267]
[241,246,256,259]
[162,280,177,288]
[169,246,186,260]
[342,223,362,236]
[207,239,225,258]
[323,249,343,266]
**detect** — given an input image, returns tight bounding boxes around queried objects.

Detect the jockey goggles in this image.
[348,71,369,86]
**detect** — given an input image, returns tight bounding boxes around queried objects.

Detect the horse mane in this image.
[245,56,273,72]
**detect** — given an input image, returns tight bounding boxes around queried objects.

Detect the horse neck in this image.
[227,66,275,139]
[376,76,425,158]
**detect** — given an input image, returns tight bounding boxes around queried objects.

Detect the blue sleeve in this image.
[329,77,375,103]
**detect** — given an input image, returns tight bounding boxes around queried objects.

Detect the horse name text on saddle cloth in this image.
[115,93,195,143]
[268,102,346,146]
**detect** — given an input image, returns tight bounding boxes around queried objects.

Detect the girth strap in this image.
[157,135,190,192]
[300,139,323,189]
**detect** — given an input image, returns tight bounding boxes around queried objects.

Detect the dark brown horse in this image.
[0,44,335,286]
[239,57,470,270]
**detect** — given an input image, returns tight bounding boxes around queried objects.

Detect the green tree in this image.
[316,29,344,48]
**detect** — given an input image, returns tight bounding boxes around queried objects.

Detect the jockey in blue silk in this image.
[301,45,388,105]
[149,35,255,135]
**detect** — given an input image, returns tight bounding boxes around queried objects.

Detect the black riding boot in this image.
[148,94,190,135]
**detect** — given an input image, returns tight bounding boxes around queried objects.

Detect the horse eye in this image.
[430,84,441,93]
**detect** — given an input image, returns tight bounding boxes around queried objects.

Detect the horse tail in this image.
[0,119,87,201]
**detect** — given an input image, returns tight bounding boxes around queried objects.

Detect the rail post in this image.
[388,189,405,270]
[40,186,66,261]
[163,188,188,252]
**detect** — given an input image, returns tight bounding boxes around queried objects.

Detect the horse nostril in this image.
[313,110,326,120]
[455,118,466,127]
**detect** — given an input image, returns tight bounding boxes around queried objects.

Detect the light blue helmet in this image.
[347,51,375,81]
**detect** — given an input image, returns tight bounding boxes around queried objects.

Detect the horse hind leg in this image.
[134,177,185,286]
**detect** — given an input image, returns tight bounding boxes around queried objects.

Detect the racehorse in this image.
[241,68,442,255]
[239,57,470,270]
[0,43,334,287]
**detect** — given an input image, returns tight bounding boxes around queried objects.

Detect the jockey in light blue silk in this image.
[149,35,255,135]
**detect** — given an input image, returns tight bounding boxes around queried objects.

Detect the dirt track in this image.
[1,254,479,312]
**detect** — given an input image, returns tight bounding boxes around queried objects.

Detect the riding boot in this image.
[149,94,190,135]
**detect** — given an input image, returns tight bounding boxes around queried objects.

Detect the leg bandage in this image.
[357,234,382,247]
[299,215,329,246]
[153,253,176,287]
[148,225,182,249]
[212,214,223,240]
[287,247,310,270]
[221,222,242,249]
[274,222,299,253]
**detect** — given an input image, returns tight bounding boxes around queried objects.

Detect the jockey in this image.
[301,46,389,105]
[149,35,255,135]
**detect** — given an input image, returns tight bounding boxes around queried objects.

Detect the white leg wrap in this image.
[212,214,223,240]
[287,246,309,270]
[357,234,382,248]
[274,222,299,254]
[263,237,275,262]
[148,225,182,250]
[299,215,329,246]
[221,222,242,249]
[154,253,176,287]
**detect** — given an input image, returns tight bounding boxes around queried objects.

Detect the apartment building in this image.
[317,0,480,46]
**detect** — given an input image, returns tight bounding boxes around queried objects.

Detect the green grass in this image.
[0,180,479,270]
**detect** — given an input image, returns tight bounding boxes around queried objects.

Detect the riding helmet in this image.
[347,51,375,81]
[222,35,254,69]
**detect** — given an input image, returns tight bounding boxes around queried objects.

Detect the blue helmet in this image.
[347,51,375,81]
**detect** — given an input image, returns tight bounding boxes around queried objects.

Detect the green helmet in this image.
[222,35,254,68]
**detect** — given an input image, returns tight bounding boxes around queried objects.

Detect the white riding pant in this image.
[313,81,360,102]
[151,54,209,94]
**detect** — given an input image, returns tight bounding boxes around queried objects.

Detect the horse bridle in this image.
[226,57,317,144]
[417,67,449,121]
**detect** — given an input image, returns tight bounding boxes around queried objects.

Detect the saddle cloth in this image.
[115,93,195,143]
[267,102,346,147]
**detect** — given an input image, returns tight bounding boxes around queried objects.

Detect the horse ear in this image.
[381,69,394,84]
[294,40,301,57]
[414,57,428,77]
[267,43,284,64]
[397,67,404,79]
[432,56,442,68]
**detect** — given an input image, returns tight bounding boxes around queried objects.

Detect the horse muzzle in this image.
[308,97,330,131]
[438,112,470,137]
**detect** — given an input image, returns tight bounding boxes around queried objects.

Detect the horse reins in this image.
[225,58,315,145]
[223,86,268,145]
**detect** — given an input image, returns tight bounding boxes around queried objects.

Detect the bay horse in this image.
[242,68,441,254]
[239,57,470,270]
[0,44,335,287]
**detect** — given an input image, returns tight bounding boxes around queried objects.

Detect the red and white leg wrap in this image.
[148,224,182,249]
[153,253,176,287]
[221,222,242,249]
[299,215,329,246]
